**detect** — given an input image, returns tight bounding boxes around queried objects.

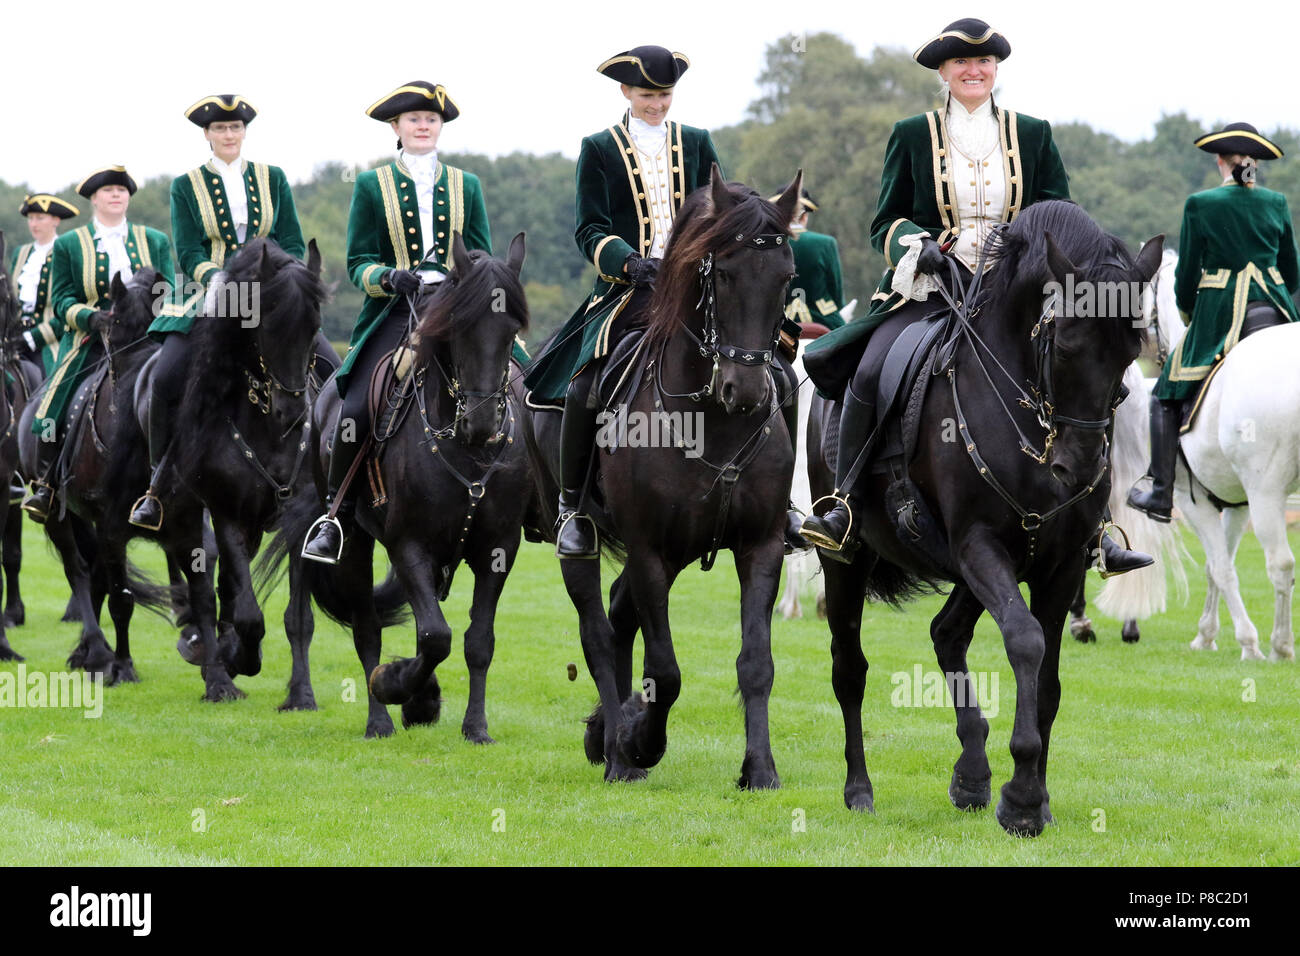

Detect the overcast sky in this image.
[3,0,1284,191]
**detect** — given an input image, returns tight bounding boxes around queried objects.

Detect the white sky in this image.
[3,0,1285,189]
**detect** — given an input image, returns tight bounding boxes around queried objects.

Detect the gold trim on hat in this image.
[913,26,998,61]
[1194,130,1283,158]
[366,84,454,118]
[76,166,131,196]
[185,94,256,121]
[596,52,689,88]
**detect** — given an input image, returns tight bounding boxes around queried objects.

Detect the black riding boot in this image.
[21,433,60,524]
[301,419,359,565]
[1126,398,1182,523]
[799,385,876,561]
[127,391,175,530]
[1095,507,1154,577]
[554,368,600,559]
[778,360,808,553]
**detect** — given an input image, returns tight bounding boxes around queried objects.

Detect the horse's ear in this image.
[451,231,471,278]
[708,162,734,213]
[109,271,128,303]
[773,168,804,228]
[257,241,275,280]
[1044,232,1077,286]
[1133,235,1165,283]
[505,232,526,277]
[306,238,321,278]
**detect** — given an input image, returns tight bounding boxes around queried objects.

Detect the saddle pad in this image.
[596,329,648,410]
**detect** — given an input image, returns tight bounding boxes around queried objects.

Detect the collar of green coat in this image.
[376,160,465,272]
[606,117,686,258]
[923,100,1024,241]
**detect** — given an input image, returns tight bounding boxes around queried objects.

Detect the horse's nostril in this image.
[1050,463,1072,484]
[721,381,736,406]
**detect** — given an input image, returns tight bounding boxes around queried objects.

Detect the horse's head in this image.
[222,238,325,395]
[106,268,163,349]
[1039,226,1164,489]
[415,231,528,445]
[649,165,802,414]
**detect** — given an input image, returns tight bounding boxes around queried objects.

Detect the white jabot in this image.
[211,155,249,243]
[17,239,55,312]
[628,117,672,258]
[93,218,133,285]
[945,95,998,159]
[401,149,440,280]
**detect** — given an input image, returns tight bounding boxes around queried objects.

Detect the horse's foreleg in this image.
[212,519,265,677]
[930,584,992,812]
[460,537,519,744]
[45,515,107,671]
[820,546,875,811]
[170,517,237,702]
[616,550,681,772]
[100,546,139,685]
[1028,564,1081,828]
[956,535,1046,837]
[371,540,451,731]
[1184,497,1255,654]
[562,556,642,782]
[3,501,25,627]
[734,537,784,791]
[337,537,391,738]
[1244,488,1295,661]
[279,552,317,711]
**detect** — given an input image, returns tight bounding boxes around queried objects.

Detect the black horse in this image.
[809,200,1162,835]
[18,269,222,693]
[158,239,333,704]
[263,232,531,739]
[524,168,803,787]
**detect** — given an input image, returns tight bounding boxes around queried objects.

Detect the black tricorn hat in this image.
[186,94,257,127]
[913,19,1011,69]
[1195,122,1283,160]
[76,166,138,198]
[598,45,690,88]
[366,81,460,122]
[20,194,79,219]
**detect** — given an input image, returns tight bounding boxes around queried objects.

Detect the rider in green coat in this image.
[779,189,848,331]
[1128,123,1300,522]
[10,193,80,377]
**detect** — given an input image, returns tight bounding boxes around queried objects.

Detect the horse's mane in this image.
[414,251,529,366]
[174,240,325,465]
[984,200,1133,303]
[115,268,164,338]
[646,181,789,349]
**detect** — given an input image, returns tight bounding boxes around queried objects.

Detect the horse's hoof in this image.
[176,628,204,665]
[845,781,875,812]
[368,662,413,706]
[1190,636,1217,651]
[1241,646,1266,662]
[737,770,781,791]
[400,693,443,728]
[1269,646,1295,662]
[109,661,140,685]
[202,681,246,703]
[277,693,318,712]
[462,727,497,745]
[949,771,992,811]
[1121,620,1141,643]
[995,797,1045,838]
[583,705,606,765]
[0,645,23,663]
[364,717,395,739]
[604,761,648,783]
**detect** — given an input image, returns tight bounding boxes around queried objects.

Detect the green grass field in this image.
[1,519,1297,866]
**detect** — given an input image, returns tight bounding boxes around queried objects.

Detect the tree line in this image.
[4,32,1298,346]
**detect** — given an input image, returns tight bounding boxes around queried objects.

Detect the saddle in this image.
[1179,302,1289,435]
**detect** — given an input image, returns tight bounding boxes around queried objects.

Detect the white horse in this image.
[1114,249,1298,660]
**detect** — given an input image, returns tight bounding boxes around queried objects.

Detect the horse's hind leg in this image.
[930,584,992,811]
[1067,572,1094,643]
[821,550,874,810]
[101,547,140,685]
[1185,497,1257,655]
[3,501,25,627]
[339,537,392,738]
[1245,488,1296,661]
[734,537,784,791]
[46,515,109,673]
[279,553,317,711]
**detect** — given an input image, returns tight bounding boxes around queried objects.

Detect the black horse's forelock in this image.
[646,181,789,348]
[414,253,528,363]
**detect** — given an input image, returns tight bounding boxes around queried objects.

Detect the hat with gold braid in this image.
[913,19,1010,69]
[76,166,137,198]
[597,45,690,88]
[186,94,257,127]
[1195,122,1283,160]
[366,81,459,122]
[19,194,79,219]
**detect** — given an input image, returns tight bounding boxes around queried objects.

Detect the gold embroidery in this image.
[189,166,226,268]
[1198,269,1229,289]
[251,162,274,238]
[375,165,410,272]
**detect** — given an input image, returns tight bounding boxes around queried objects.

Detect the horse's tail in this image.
[1095,363,1190,620]
[126,559,180,620]
[863,554,945,608]
[254,492,411,629]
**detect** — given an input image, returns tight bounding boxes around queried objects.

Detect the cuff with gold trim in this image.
[594,235,635,278]
[361,264,391,298]
[66,304,95,332]
[36,322,60,347]
[884,218,929,270]
[194,261,221,285]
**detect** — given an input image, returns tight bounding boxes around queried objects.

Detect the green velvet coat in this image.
[804,104,1069,381]
[785,229,846,330]
[35,222,174,434]
[9,241,60,375]
[523,119,722,401]
[1154,181,1300,401]
[334,159,491,397]
[151,160,304,335]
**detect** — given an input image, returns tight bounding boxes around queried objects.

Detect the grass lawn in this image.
[1,519,1297,865]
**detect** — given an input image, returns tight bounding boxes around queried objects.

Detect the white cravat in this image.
[17,239,54,312]
[628,117,672,257]
[401,149,440,282]
[945,95,999,159]
[93,218,133,285]
[211,155,249,243]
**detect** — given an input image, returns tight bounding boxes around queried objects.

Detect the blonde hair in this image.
[1219,153,1257,186]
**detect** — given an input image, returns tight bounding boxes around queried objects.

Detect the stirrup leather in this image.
[301,515,345,564]
[128,491,164,531]
[800,492,853,551]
